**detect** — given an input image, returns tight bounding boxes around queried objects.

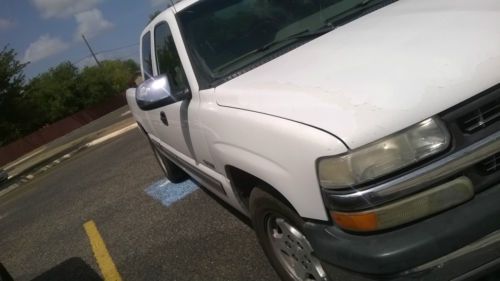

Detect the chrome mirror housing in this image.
[135,75,190,110]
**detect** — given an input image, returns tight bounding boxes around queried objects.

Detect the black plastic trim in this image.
[441,84,500,151]
[305,183,500,275]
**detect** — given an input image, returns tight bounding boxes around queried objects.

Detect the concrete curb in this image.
[0,123,138,198]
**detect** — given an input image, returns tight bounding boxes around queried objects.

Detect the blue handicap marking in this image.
[145,179,198,207]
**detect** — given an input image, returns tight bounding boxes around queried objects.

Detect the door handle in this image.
[160,111,168,126]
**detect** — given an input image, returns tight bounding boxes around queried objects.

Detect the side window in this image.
[141,32,153,79]
[154,22,189,94]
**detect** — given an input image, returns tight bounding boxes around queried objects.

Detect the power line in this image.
[74,49,139,68]
[73,42,139,65]
[96,43,139,54]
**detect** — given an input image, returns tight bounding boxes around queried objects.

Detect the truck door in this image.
[145,21,195,160]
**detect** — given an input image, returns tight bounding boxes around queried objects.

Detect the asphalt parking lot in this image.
[0,129,279,281]
[2,127,500,281]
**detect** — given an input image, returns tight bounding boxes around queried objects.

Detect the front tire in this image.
[149,139,187,183]
[249,188,328,281]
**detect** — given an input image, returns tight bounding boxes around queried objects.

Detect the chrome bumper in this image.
[325,130,500,211]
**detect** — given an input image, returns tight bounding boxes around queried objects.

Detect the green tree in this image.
[0,46,29,145]
[0,54,139,146]
[78,59,139,106]
[26,62,81,123]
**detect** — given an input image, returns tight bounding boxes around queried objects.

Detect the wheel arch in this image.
[225,165,299,215]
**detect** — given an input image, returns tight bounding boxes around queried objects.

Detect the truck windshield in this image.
[178,0,390,84]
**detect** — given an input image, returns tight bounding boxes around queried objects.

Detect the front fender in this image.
[204,106,347,221]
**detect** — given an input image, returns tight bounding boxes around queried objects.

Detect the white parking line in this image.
[86,123,138,147]
[0,123,139,199]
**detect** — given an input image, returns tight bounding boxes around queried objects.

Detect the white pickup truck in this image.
[126,0,500,280]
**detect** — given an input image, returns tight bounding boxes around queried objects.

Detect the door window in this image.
[141,32,153,79]
[154,22,189,94]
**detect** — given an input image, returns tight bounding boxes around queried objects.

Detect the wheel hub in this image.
[267,217,328,281]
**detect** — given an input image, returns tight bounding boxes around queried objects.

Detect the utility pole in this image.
[81,34,101,67]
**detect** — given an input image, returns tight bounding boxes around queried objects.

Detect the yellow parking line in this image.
[83,220,123,281]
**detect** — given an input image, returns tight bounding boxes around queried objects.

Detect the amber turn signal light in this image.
[331,177,474,232]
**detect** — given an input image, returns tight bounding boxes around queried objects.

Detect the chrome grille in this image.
[478,153,500,175]
[459,99,500,133]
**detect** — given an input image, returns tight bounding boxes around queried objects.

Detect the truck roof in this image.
[139,0,202,75]
[143,0,199,33]
[163,0,199,14]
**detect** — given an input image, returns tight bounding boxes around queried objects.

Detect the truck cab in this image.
[126,0,500,280]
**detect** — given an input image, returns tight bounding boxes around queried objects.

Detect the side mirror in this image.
[135,75,191,110]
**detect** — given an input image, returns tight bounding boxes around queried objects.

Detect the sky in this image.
[0,0,171,79]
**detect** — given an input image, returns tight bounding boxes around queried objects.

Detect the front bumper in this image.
[304,182,500,280]
[320,254,500,281]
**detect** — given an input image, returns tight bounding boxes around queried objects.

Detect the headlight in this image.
[318,118,450,189]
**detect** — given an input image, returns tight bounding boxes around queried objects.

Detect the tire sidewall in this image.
[152,144,169,175]
[148,138,187,183]
[250,188,308,281]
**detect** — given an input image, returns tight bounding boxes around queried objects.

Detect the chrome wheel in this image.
[266,216,328,281]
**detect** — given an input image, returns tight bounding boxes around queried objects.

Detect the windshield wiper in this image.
[255,26,336,52]
[215,25,338,73]
[253,0,385,54]
[325,0,392,25]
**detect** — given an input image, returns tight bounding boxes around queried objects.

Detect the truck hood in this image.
[215,0,500,149]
